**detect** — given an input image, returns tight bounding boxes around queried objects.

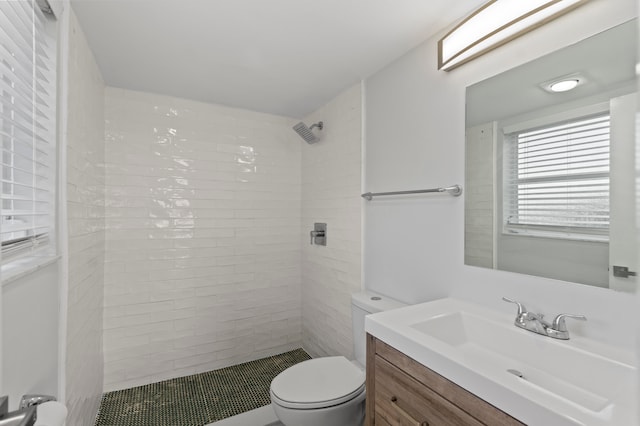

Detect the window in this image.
[503,113,610,241]
[0,1,57,262]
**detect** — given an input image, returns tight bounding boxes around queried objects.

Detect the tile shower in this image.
[65,10,106,425]
[103,88,303,391]
[65,9,363,421]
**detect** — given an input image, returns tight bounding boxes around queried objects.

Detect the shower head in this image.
[293,121,324,144]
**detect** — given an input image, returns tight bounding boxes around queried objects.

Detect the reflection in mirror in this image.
[465,20,637,292]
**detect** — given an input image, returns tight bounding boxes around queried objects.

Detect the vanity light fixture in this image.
[438,0,590,71]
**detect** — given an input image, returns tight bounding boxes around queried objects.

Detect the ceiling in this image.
[466,19,637,127]
[70,0,486,118]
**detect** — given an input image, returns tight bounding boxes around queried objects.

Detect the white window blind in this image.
[503,113,610,240]
[0,1,57,260]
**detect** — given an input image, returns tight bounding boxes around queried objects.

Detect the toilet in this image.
[270,291,406,426]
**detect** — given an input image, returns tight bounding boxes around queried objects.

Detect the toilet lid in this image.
[270,356,365,409]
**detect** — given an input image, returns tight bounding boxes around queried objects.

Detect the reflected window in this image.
[503,113,610,241]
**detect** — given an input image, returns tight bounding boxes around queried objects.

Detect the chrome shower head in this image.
[293,121,324,144]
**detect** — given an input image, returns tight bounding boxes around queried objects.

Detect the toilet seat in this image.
[270,356,365,410]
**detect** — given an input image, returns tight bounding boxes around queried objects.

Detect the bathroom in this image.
[0,0,638,425]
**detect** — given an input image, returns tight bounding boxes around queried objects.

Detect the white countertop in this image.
[365,298,638,426]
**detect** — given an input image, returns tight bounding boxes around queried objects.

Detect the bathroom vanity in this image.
[364,298,637,426]
[365,335,524,426]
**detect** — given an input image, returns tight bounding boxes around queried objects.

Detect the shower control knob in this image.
[310,230,325,244]
[309,223,327,246]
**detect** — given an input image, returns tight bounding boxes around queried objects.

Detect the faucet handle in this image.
[552,313,587,332]
[0,395,8,415]
[502,297,527,316]
[19,394,56,410]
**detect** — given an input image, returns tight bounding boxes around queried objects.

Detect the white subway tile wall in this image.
[301,84,362,358]
[464,122,495,269]
[103,88,303,390]
[65,10,106,425]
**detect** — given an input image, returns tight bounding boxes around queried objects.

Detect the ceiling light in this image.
[549,79,580,92]
[438,0,590,71]
[540,73,586,93]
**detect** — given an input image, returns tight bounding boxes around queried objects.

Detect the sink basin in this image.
[365,298,637,426]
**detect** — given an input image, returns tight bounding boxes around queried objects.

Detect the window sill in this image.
[502,229,609,243]
[1,255,60,286]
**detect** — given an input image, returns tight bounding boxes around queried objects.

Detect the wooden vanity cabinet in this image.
[365,334,526,426]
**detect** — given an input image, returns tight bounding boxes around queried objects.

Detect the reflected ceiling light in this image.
[438,0,590,71]
[540,73,586,93]
[549,79,579,92]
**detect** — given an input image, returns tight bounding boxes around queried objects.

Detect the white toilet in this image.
[270,291,406,426]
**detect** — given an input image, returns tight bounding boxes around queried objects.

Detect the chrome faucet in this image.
[502,297,586,340]
[0,396,36,426]
[18,395,56,410]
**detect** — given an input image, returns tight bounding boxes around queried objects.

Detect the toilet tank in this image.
[351,291,406,367]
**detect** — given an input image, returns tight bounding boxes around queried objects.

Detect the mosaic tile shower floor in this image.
[95,349,311,426]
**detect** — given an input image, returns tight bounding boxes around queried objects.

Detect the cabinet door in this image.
[375,356,484,426]
[371,338,526,426]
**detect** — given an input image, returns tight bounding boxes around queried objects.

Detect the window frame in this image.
[0,0,59,278]
[501,104,610,243]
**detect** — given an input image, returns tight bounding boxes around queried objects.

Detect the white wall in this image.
[300,83,363,358]
[636,3,640,417]
[1,264,59,410]
[103,88,302,391]
[497,235,609,286]
[63,8,106,425]
[364,0,637,350]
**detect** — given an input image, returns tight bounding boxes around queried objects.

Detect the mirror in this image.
[465,20,637,292]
